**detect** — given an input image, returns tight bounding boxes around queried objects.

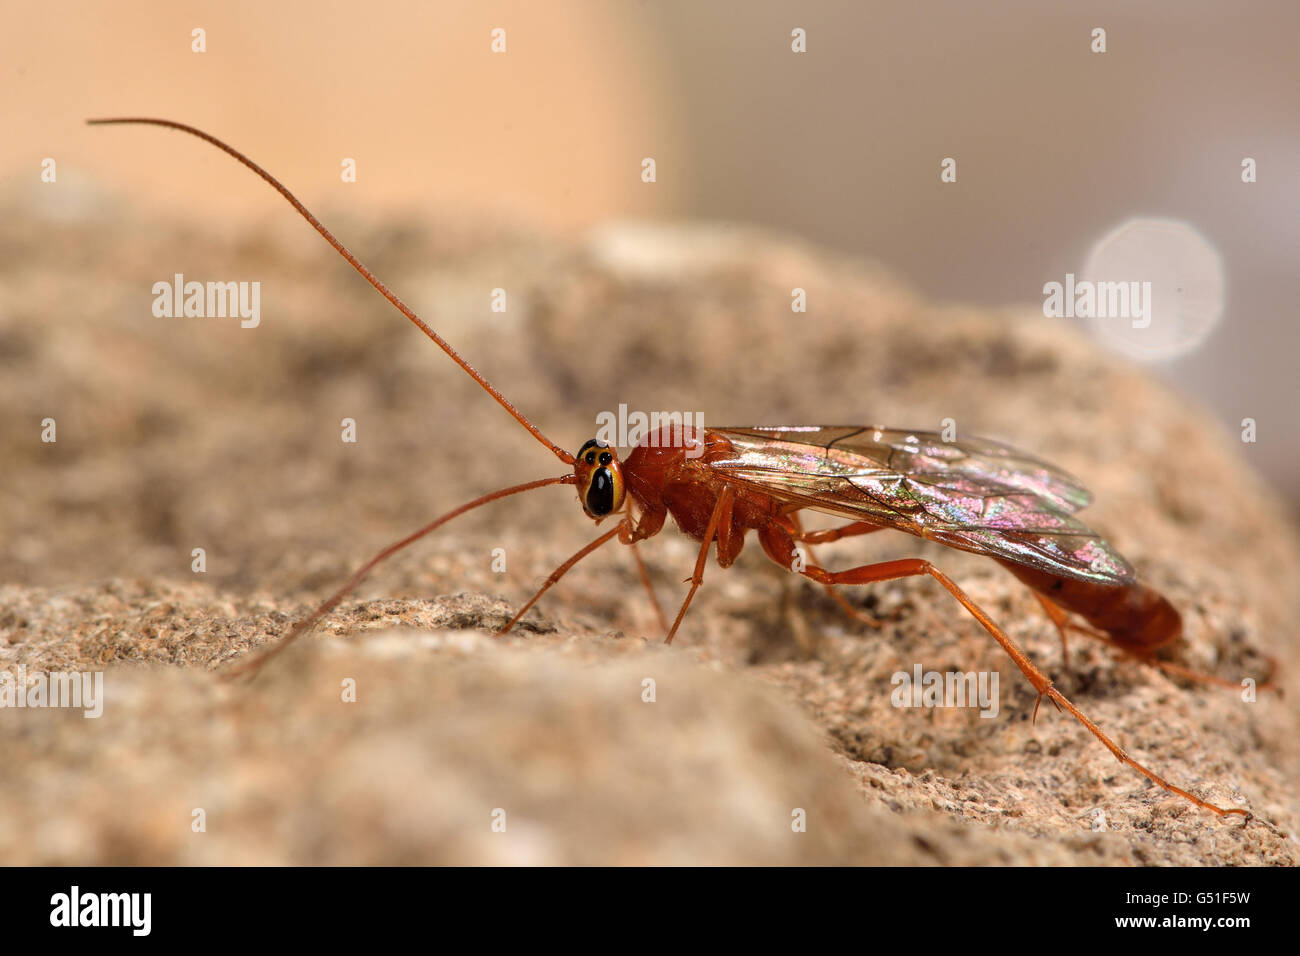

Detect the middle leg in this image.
[664,486,735,645]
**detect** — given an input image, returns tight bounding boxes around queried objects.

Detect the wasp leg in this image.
[1030,590,1074,673]
[1031,592,1279,693]
[788,515,887,629]
[223,475,574,681]
[626,535,668,633]
[756,521,1250,820]
[497,519,628,635]
[664,486,735,645]
[795,520,887,546]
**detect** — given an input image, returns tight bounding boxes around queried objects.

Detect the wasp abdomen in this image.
[999,561,1182,651]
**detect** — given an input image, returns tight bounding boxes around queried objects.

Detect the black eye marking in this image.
[585,452,596,464]
[585,468,615,516]
[577,438,608,461]
[599,452,612,465]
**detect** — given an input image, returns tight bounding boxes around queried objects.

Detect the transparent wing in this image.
[709,426,1135,585]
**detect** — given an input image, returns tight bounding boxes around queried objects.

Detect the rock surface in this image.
[1,201,1296,864]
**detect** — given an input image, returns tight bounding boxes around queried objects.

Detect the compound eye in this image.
[585,451,596,465]
[599,451,613,466]
[585,467,615,516]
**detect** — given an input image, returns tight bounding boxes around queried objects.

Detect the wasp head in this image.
[574,438,625,521]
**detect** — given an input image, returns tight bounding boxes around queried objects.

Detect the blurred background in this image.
[5,1,1299,868]
[3,0,1297,502]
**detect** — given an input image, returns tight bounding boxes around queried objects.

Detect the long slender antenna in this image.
[223,473,576,679]
[87,117,575,466]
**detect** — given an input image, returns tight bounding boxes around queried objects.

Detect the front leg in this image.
[623,500,667,544]
[618,504,668,632]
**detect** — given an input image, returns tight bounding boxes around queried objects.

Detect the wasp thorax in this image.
[575,438,625,519]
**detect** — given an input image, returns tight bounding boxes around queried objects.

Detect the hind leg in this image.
[1030,590,1075,672]
[756,522,1250,820]
[1030,592,1278,692]
[785,515,888,628]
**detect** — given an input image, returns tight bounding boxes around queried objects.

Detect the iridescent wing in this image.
[709,426,1135,585]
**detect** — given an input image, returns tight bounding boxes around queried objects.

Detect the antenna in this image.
[87,117,575,466]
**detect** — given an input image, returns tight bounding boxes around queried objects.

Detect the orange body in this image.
[96,117,1254,818]
[622,425,1181,654]
[997,561,1182,652]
